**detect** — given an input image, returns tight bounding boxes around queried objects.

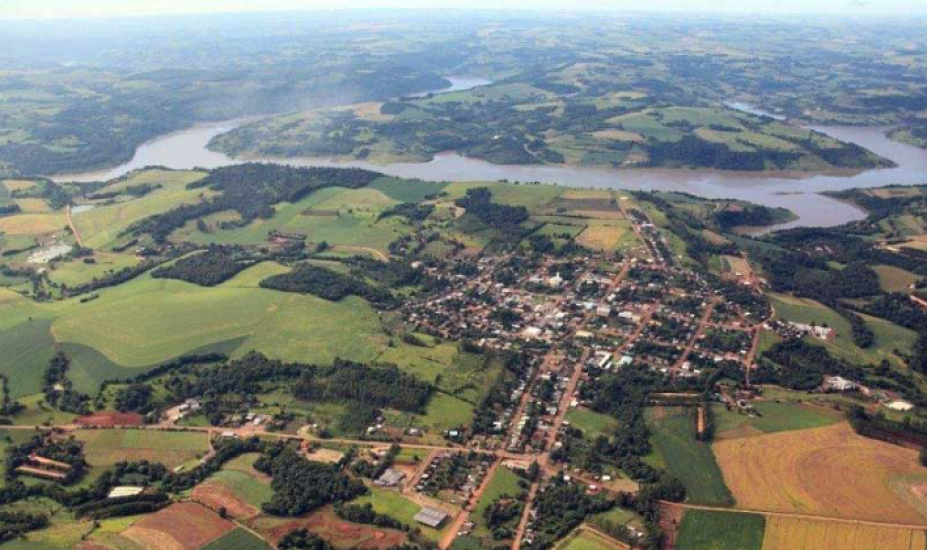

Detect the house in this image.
[414,507,449,528]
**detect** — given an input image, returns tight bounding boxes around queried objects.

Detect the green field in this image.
[353,487,446,541]
[769,293,916,367]
[873,265,919,293]
[675,510,765,550]
[711,402,842,438]
[75,429,210,469]
[201,528,273,550]
[566,408,619,440]
[556,529,625,550]
[474,467,524,519]
[645,408,733,506]
[205,454,274,508]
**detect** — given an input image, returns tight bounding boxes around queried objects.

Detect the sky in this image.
[1,0,925,19]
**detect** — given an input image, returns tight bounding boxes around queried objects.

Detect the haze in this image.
[3,0,927,18]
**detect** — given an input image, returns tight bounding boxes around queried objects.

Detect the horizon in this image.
[2,0,927,20]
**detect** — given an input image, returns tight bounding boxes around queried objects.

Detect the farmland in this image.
[200,528,274,550]
[710,402,843,440]
[122,502,235,550]
[713,422,927,523]
[74,429,210,469]
[675,510,765,550]
[645,408,733,506]
[761,517,927,550]
[556,529,628,550]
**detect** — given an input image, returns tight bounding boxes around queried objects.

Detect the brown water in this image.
[54,95,927,232]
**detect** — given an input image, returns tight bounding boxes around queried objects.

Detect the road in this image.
[66,205,85,248]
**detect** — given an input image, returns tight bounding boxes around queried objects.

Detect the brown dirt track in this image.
[122,502,234,550]
[76,411,144,427]
[248,507,407,549]
[713,422,927,524]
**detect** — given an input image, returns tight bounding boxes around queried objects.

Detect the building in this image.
[375,469,407,487]
[414,506,450,528]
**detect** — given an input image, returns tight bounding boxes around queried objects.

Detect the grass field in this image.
[675,510,765,550]
[761,517,927,550]
[645,408,733,506]
[353,488,448,541]
[49,274,387,369]
[710,402,842,439]
[74,429,209,469]
[556,529,627,550]
[714,422,927,523]
[576,224,630,251]
[566,408,619,440]
[474,466,524,520]
[74,169,209,249]
[768,293,915,367]
[200,527,273,550]
[873,265,919,293]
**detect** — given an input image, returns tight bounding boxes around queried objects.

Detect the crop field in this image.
[74,429,209,469]
[556,529,628,550]
[710,402,842,439]
[675,510,765,550]
[194,453,273,518]
[248,507,408,549]
[761,517,927,550]
[646,408,733,506]
[75,410,144,427]
[122,502,235,550]
[713,422,927,523]
[200,528,273,550]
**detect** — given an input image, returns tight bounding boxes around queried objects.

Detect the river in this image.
[53,84,927,232]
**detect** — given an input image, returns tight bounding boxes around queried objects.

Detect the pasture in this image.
[873,264,919,293]
[195,453,273,518]
[710,401,842,439]
[768,293,915,367]
[713,422,927,523]
[761,517,927,550]
[645,408,733,506]
[50,275,388,370]
[74,429,209,469]
[565,408,619,440]
[576,224,632,251]
[675,510,765,550]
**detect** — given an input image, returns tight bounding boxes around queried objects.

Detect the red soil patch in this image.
[193,483,259,519]
[76,411,144,427]
[122,502,234,550]
[249,507,407,549]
